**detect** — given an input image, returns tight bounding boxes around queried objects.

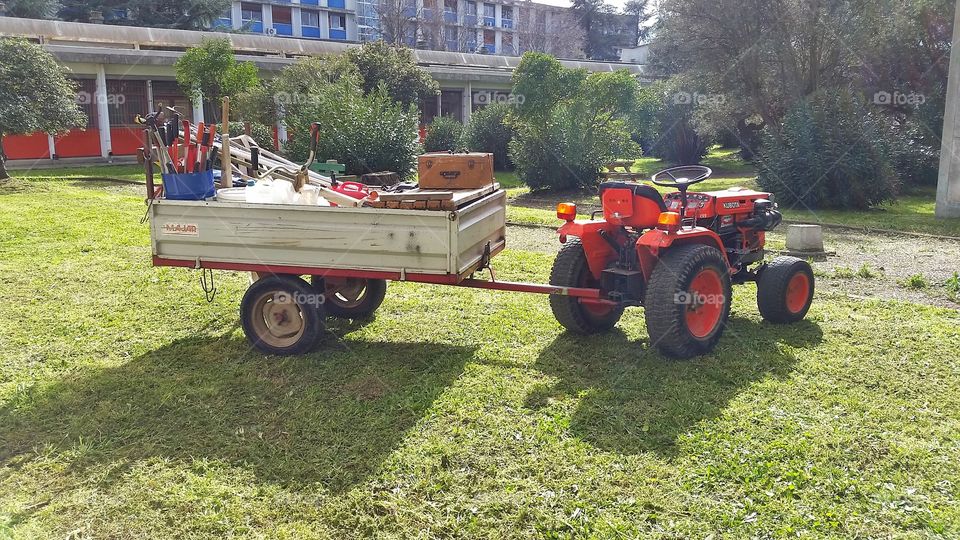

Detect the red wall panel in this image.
[110,127,144,156]
[55,129,101,158]
[4,133,50,160]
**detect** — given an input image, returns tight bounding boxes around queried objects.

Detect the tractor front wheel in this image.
[644,244,732,359]
[757,256,814,323]
[549,238,624,334]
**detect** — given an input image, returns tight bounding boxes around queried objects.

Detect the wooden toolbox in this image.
[418,152,494,190]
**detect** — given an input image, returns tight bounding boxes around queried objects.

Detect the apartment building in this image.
[211,0,361,41]
[209,0,578,57]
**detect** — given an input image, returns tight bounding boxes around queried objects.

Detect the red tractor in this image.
[550,166,814,358]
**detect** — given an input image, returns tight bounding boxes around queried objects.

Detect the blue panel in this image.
[464,14,477,25]
[483,16,495,26]
[274,23,293,35]
[301,0,319,4]
[402,6,417,17]
[443,11,457,23]
[213,17,232,28]
[330,28,347,40]
[328,0,345,8]
[501,19,512,29]
[446,40,459,51]
[483,44,494,53]
[249,21,264,33]
[302,26,322,38]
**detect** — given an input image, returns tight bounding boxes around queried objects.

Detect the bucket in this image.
[216,187,247,202]
[162,170,215,200]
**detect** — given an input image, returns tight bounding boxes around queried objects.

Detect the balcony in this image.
[329,28,347,39]
[482,16,495,26]
[328,0,345,8]
[245,20,264,33]
[463,14,477,25]
[443,10,457,23]
[500,18,512,29]
[273,23,293,35]
[300,0,319,4]
[302,25,321,38]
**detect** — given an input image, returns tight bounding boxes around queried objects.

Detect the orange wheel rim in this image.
[684,268,724,339]
[785,272,811,314]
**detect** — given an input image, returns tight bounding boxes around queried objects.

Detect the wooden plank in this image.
[377,190,454,202]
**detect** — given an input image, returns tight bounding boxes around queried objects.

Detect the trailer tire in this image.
[310,277,387,319]
[757,257,814,324]
[549,237,624,334]
[241,275,325,356]
[644,244,731,359]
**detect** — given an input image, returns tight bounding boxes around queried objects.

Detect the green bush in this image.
[228,121,276,151]
[886,94,943,186]
[757,90,899,210]
[647,79,710,165]
[423,116,463,152]
[508,53,639,190]
[462,103,515,170]
[284,80,421,179]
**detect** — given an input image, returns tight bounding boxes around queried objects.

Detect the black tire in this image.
[549,237,624,334]
[757,256,814,324]
[310,276,387,319]
[644,244,732,359]
[241,275,326,355]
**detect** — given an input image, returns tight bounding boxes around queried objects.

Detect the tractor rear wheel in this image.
[757,256,814,323]
[644,244,732,359]
[549,238,624,334]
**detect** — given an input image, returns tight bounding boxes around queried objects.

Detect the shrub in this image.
[423,116,464,152]
[228,121,276,151]
[757,90,899,210]
[646,78,711,165]
[509,53,639,190]
[902,273,929,290]
[283,80,420,179]
[886,94,943,187]
[463,103,515,169]
[346,41,439,108]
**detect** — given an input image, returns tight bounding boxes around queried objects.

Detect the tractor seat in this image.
[598,181,667,212]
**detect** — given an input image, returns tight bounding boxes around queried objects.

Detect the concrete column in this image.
[936,0,960,218]
[276,120,288,149]
[320,8,330,37]
[464,81,472,122]
[262,3,273,32]
[47,135,56,160]
[494,29,501,53]
[95,65,112,158]
[192,94,204,124]
[292,6,303,37]
[231,1,242,29]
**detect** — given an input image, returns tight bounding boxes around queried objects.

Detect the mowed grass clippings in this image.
[0,172,958,538]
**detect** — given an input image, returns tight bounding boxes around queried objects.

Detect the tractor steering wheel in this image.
[651,165,713,188]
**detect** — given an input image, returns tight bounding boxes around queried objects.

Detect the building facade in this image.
[0,18,642,164]
[207,0,579,57]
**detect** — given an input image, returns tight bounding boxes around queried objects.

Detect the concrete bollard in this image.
[786,224,825,253]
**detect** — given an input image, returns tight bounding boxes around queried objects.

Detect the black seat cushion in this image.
[598,182,667,212]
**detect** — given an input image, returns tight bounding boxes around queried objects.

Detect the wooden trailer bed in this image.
[149,189,507,280]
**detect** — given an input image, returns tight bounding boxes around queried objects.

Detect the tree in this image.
[509,52,639,190]
[622,0,652,45]
[174,38,259,120]
[0,39,86,180]
[515,4,585,58]
[58,0,231,30]
[571,0,636,60]
[346,41,439,108]
[5,0,59,19]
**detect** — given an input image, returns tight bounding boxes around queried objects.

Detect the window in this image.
[444,0,457,12]
[272,6,292,24]
[501,6,512,19]
[302,9,320,27]
[240,2,261,21]
[106,80,147,127]
[483,29,495,44]
[329,13,346,29]
[483,3,494,17]
[465,1,476,15]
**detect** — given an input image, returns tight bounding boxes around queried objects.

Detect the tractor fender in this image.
[635,228,732,279]
[558,220,621,279]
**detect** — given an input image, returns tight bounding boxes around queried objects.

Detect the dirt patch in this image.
[342,375,391,401]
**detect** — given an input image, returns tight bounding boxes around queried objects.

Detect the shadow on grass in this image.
[0,333,473,493]
[527,317,822,457]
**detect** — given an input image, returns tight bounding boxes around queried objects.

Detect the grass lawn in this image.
[1,168,960,537]
[502,149,960,237]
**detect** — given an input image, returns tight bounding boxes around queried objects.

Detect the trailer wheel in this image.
[310,276,387,319]
[549,237,624,334]
[644,244,732,359]
[241,275,325,355]
[757,256,814,323]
